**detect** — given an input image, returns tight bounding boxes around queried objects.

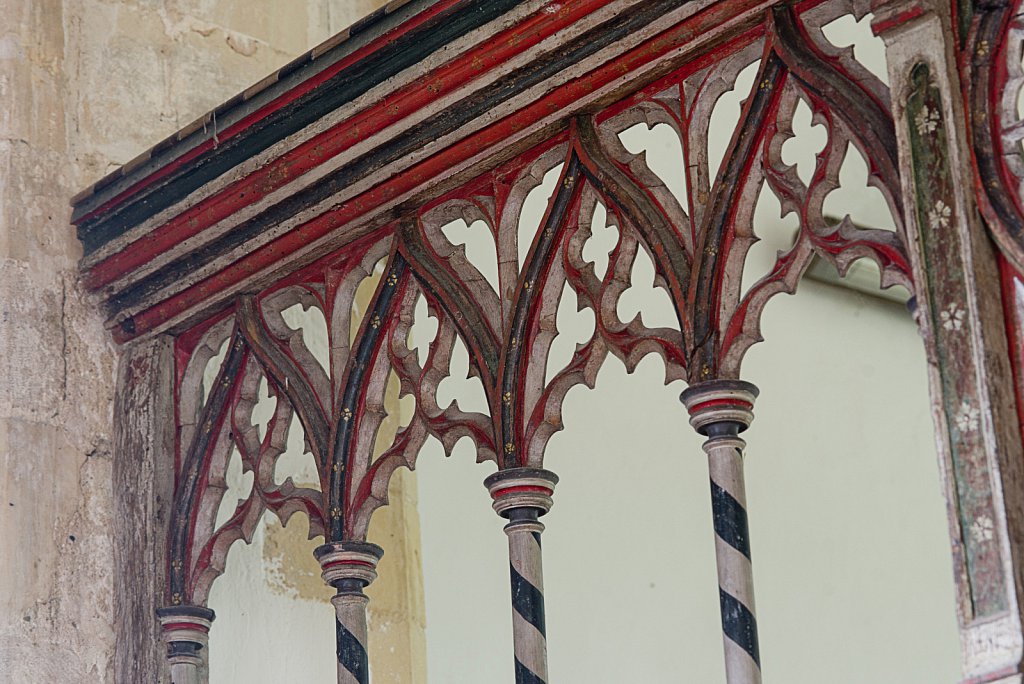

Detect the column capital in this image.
[314,540,384,589]
[156,605,214,666]
[680,379,759,436]
[484,467,558,518]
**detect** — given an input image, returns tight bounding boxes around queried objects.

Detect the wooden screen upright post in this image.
[682,380,761,684]
[873,4,1024,680]
[113,336,176,683]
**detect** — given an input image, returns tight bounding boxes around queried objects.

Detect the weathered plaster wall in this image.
[0,2,388,681]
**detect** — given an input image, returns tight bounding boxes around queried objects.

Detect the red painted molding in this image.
[110,0,781,342]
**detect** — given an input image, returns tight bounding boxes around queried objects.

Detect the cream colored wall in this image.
[206,467,426,683]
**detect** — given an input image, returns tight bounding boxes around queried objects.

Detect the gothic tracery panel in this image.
[153,6,920,678]
[74,0,1024,681]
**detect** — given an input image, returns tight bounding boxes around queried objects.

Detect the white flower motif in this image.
[915,106,940,136]
[971,515,994,544]
[954,400,980,433]
[928,200,952,231]
[940,302,965,331]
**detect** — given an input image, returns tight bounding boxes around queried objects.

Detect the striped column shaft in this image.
[156,605,215,684]
[485,468,559,684]
[315,541,384,684]
[681,380,761,684]
[507,511,548,683]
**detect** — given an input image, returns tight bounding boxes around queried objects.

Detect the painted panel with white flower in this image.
[905,62,1007,619]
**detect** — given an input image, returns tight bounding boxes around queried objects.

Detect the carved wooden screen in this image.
[72,0,1024,682]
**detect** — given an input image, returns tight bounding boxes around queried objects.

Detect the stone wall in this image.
[0,2,388,681]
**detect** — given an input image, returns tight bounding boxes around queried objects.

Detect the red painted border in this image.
[161,622,211,633]
[322,559,377,569]
[491,485,555,499]
[962,664,1022,684]
[870,6,925,36]
[687,397,755,414]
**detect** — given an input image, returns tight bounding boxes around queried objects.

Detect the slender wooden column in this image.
[485,468,558,684]
[681,380,761,684]
[156,605,214,684]
[315,541,384,684]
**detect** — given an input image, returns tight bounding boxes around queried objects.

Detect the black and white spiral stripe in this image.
[485,468,558,684]
[707,437,760,683]
[507,511,548,684]
[333,590,371,684]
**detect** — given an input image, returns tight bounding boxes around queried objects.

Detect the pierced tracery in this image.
[152,6,917,682]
